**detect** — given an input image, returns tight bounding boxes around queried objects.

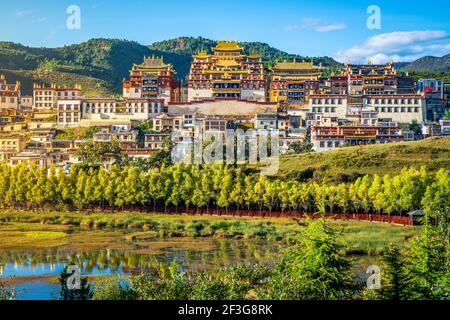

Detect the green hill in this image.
[149,36,341,69]
[0,39,161,96]
[4,37,447,97]
[0,37,342,96]
[399,70,450,84]
[0,69,115,98]
[401,54,450,72]
[279,136,450,183]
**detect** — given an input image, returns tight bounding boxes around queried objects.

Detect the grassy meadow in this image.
[0,210,419,255]
[279,136,450,182]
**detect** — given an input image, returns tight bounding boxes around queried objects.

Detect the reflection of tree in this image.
[0,239,283,281]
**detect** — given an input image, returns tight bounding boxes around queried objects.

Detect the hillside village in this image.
[0,40,450,169]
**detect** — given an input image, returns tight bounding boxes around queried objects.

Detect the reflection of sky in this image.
[14,282,60,300]
[0,261,125,277]
[0,240,281,300]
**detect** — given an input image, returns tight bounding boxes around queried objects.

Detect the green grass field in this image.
[279,136,450,182]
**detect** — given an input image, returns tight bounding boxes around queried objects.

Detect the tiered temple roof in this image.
[270,59,322,80]
[131,55,176,75]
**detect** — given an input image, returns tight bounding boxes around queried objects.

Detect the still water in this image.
[0,239,283,300]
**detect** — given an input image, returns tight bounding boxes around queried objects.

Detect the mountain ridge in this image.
[0,37,341,96]
[0,37,449,96]
[399,54,450,72]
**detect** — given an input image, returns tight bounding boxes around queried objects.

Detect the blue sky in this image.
[2,0,450,63]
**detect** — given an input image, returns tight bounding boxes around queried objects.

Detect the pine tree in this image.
[74,170,87,209]
[2,165,13,208]
[15,163,29,207]
[180,166,195,211]
[278,181,292,213]
[254,175,267,213]
[104,166,119,209]
[0,164,10,207]
[267,219,358,300]
[244,175,255,211]
[358,175,372,214]
[422,169,450,244]
[137,171,148,209]
[378,245,411,300]
[58,265,93,300]
[229,168,246,213]
[200,168,214,213]
[314,184,327,214]
[368,174,382,214]
[335,183,349,213]
[217,166,233,213]
[93,166,107,208]
[169,164,184,212]
[406,223,449,299]
[262,179,279,213]
[31,166,48,208]
[148,168,162,213]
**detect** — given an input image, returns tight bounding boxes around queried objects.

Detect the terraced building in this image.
[187,41,267,102]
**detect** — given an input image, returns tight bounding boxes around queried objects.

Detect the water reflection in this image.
[0,239,378,300]
[0,239,282,278]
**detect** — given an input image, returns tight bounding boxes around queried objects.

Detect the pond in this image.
[0,239,285,300]
[0,219,381,301]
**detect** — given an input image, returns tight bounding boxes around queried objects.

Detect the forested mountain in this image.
[400,54,450,72]
[149,36,341,67]
[0,37,341,96]
[0,39,170,96]
[1,37,448,97]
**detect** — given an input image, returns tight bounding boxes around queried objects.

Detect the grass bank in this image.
[0,210,419,255]
[279,136,450,182]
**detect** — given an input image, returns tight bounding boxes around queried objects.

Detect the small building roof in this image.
[407,210,426,216]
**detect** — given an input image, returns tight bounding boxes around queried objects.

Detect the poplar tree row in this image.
[0,162,448,218]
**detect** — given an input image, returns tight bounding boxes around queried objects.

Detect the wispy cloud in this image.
[284,18,346,33]
[15,10,32,17]
[334,30,450,63]
[315,23,346,32]
[284,25,299,32]
[37,17,48,23]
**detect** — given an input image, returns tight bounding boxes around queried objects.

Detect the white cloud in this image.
[301,18,322,29]
[284,25,299,32]
[334,30,450,63]
[284,18,346,33]
[15,10,32,17]
[315,23,346,32]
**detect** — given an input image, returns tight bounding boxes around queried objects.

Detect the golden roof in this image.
[195,51,210,59]
[272,60,320,71]
[247,53,261,59]
[132,55,175,73]
[213,41,243,52]
[137,55,171,68]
